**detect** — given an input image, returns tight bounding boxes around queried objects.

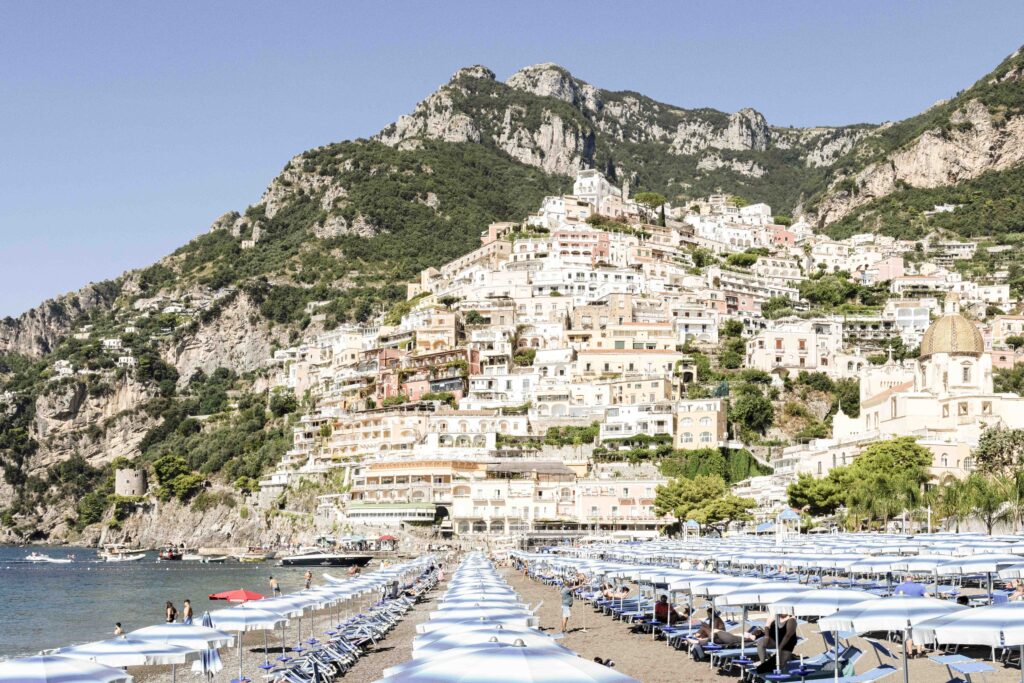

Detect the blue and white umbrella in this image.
[210,606,287,682]
[915,602,1024,683]
[820,596,966,683]
[0,655,133,683]
[57,637,196,667]
[375,643,639,682]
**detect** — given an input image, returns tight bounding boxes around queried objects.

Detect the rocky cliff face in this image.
[164,292,289,384]
[816,99,1024,224]
[0,281,121,357]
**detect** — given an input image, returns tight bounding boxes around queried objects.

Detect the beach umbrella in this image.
[209,607,287,682]
[208,589,264,603]
[128,622,234,649]
[0,655,133,683]
[412,624,542,654]
[714,582,812,667]
[415,616,538,636]
[402,630,568,664]
[195,613,225,679]
[58,637,196,667]
[769,587,877,683]
[374,643,639,682]
[58,638,196,683]
[915,602,1024,683]
[820,596,966,683]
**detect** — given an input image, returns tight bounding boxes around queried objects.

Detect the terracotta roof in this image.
[862,380,914,408]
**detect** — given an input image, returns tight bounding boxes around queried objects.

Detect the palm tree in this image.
[967,473,1011,535]
[936,476,972,532]
[994,471,1024,533]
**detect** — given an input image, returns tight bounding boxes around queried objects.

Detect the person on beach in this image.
[182,599,193,625]
[755,612,798,673]
[347,565,361,576]
[653,595,684,625]
[114,623,124,637]
[165,601,177,623]
[560,580,576,632]
[269,576,281,597]
[304,570,313,589]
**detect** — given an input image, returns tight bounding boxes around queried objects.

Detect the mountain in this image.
[813,45,1024,233]
[3,50,1024,543]
[377,64,873,213]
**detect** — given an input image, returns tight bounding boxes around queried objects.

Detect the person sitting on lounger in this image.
[755,612,798,673]
[653,594,684,625]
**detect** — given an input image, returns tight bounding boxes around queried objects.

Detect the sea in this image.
[0,545,319,660]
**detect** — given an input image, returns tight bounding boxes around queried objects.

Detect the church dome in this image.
[919,313,984,359]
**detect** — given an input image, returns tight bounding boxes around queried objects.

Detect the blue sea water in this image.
[0,546,316,659]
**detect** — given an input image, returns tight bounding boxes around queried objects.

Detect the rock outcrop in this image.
[816,99,1024,224]
[0,282,121,357]
[164,292,288,383]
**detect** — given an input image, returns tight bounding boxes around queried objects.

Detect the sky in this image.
[2,1,1023,317]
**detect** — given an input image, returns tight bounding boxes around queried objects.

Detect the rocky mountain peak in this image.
[450,65,496,82]
[506,63,602,113]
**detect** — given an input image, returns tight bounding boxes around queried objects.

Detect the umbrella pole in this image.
[239,628,244,681]
[902,627,910,683]
[834,628,839,683]
[264,630,269,663]
[1019,644,1023,683]
[739,606,746,662]
[775,616,781,673]
[171,663,176,683]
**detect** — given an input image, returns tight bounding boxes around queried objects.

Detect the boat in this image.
[235,551,275,563]
[25,552,74,564]
[278,550,373,567]
[182,554,228,563]
[158,547,183,561]
[104,552,146,562]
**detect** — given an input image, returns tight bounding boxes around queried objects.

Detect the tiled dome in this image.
[919,313,984,359]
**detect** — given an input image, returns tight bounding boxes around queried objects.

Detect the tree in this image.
[269,390,297,417]
[688,493,757,534]
[843,438,932,528]
[974,426,1024,475]
[1006,335,1024,348]
[634,191,667,215]
[654,474,726,520]
[721,319,744,338]
[967,472,1010,534]
[730,392,774,435]
[761,296,794,320]
[464,310,485,325]
[787,471,847,517]
[936,476,973,532]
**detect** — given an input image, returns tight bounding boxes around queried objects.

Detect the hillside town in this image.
[241,169,1024,545]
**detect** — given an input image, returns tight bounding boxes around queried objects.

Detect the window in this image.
[682,432,694,443]
[958,402,969,416]
[982,401,992,415]
[942,404,950,418]
[700,431,712,443]
[699,417,711,426]
[962,365,971,383]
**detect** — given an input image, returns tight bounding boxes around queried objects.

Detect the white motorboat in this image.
[25,552,73,564]
[103,552,146,562]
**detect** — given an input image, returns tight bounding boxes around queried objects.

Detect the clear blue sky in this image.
[2,1,1022,316]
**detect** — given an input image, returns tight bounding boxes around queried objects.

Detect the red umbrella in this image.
[379,535,397,541]
[208,589,264,603]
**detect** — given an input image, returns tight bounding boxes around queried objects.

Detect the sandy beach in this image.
[130,574,444,683]
[501,568,1024,683]
[115,563,1024,683]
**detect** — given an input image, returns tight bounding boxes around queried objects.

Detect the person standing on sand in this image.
[304,570,313,589]
[269,576,281,597]
[560,581,575,633]
[165,601,177,623]
[182,599,193,625]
